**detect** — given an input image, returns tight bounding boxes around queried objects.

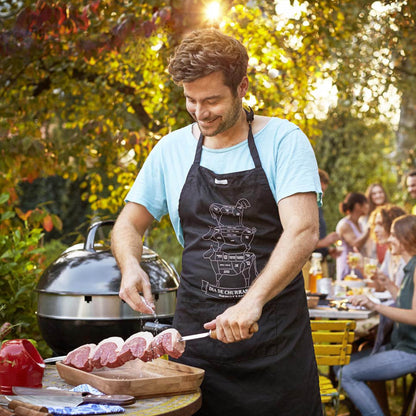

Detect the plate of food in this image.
[341,275,365,288]
[371,290,392,301]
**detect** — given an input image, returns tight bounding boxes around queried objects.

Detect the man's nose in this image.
[195,103,209,120]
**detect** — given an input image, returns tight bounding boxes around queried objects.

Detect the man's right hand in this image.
[119,266,155,314]
[112,202,156,314]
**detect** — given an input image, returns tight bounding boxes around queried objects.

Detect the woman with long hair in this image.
[340,215,416,416]
[369,204,407,294]
[360,183,390,262]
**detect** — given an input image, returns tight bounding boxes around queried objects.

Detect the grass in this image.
[324,374,413,415]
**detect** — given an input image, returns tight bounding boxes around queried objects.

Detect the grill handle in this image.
[85,220,115,252]
[143,322,173,335]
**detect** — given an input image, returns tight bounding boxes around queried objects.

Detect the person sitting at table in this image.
[339,214,416,416]
[369,204,407,296]
[335,192,370,280]
[349,204,407,294]
[360,183,390,262]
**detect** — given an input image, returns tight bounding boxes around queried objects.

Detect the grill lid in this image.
[36,220,179,295]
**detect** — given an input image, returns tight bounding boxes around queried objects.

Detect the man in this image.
[111,29,322,416]
[407,169,416,215]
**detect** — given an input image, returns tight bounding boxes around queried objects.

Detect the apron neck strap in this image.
[194,107,261,168]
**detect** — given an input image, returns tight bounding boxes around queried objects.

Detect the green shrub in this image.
[0,192,52,357]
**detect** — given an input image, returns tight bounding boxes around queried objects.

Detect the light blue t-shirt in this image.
[126,117,322,246]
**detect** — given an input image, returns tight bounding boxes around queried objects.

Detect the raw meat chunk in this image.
[62,343,96,372]
[151,328,185,359]
[91,336,124,368]
[118,331,154,363]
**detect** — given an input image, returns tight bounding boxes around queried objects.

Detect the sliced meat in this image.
[118,331,154,363]
[149,333,165,360]
[63,343,96,372]
[91,336,124,368]
[152,328,185,359]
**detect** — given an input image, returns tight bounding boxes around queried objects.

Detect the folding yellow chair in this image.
[311,320,356,416]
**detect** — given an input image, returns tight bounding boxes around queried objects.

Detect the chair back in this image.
[311,320,356,366]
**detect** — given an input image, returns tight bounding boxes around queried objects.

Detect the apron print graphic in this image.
[201,198,258,298]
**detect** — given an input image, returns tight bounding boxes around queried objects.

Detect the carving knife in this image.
[180,331,213,341]
[9,387,136,407]
[180,323,259,341]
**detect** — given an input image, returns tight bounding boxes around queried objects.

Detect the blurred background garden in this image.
[0,0,415,361]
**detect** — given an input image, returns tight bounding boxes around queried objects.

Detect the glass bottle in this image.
[309,252,323,293]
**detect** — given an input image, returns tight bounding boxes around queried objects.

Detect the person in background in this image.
[369,204,407,296]
[360,183,389,262]
[303,169,339,285]
[406,170,416,215]
[111,29,322,415]
[340,214,416,416]
[315,169,340,258]
[335,192,370,280]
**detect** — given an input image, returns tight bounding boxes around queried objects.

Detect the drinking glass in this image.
[364,257,378,279]
[347,252,360,277]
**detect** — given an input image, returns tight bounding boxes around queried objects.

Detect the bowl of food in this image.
[342,275,365,288]
[307,295,320,309]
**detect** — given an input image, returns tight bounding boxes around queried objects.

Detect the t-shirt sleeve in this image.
[274,127,322,205]
[125,143,168,221]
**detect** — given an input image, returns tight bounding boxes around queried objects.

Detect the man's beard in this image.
[197,99,242,137]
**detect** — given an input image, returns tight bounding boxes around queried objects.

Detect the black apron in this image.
[174,109,322,416]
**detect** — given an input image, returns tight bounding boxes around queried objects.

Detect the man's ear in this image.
[238,76,249,98]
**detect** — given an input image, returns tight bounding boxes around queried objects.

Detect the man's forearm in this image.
[243,224,318,308]
[111,220,144,273]
[111,203,156,312]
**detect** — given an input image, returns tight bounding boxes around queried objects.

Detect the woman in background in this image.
[336,192,370,280]
[369,204,407,295]
[360,183,389,262]
[340,215,416,416]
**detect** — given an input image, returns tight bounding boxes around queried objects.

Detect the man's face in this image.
[407,175,416,199]
[183,71,247,138]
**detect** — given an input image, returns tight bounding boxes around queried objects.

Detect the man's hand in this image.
[203,298,261,343]
[119,265,155,314]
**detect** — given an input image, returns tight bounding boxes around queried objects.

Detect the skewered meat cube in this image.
[63,343,96,372]
[151,328,185,360]
[90,336,124,368]
[118,331,154,363]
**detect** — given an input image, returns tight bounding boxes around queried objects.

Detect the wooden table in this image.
[11,365,202,416]
[309,306,376,320]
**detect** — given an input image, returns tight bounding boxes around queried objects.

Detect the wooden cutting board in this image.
[56,358,204,398]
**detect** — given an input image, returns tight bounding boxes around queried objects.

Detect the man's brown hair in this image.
[168,29,248,95]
